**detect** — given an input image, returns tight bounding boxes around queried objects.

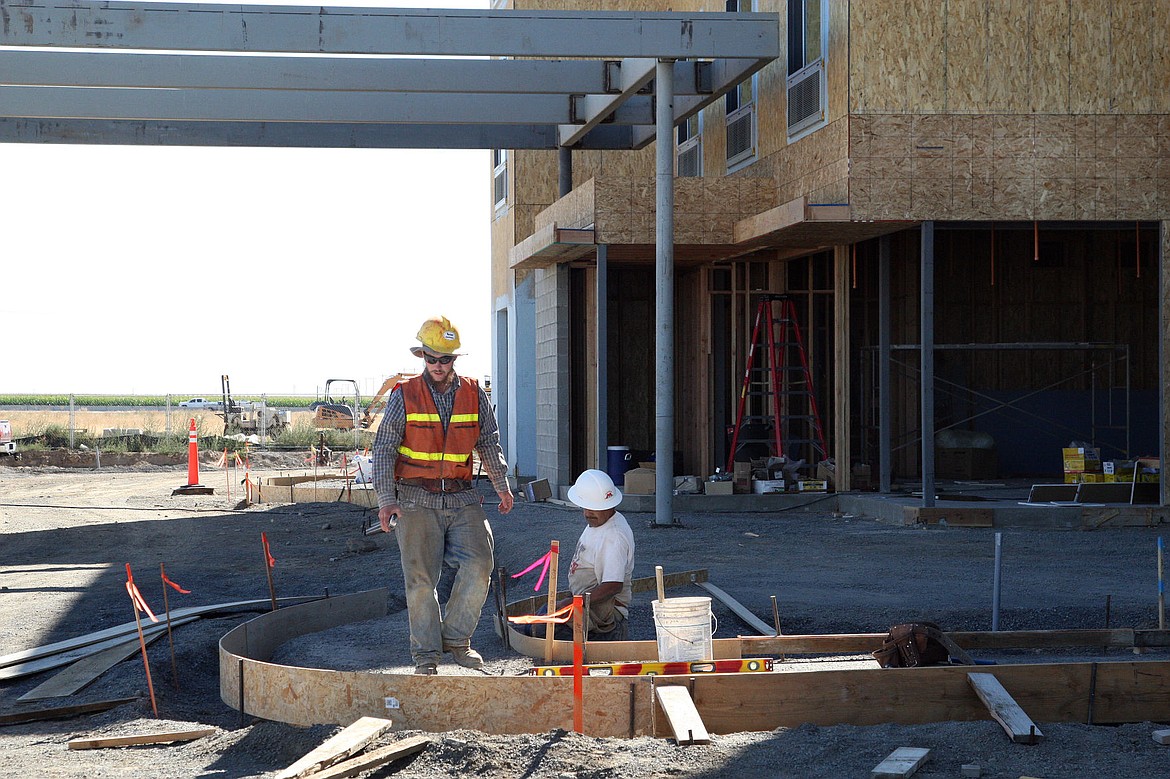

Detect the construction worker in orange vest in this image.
[372,316,514,675]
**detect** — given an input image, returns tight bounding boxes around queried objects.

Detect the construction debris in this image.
[275,716,394,779]
[871,747,930,779]
[967,673,1045,744]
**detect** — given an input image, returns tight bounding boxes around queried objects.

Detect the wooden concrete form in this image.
[255,476,377,508]
[220,588,1170,736]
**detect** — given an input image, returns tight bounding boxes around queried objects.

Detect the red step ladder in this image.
[726,296,828,472]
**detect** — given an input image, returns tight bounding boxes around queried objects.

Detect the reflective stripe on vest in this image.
[397,446,471,463]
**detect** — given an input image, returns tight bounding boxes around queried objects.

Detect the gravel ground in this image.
[1,462,1169,778]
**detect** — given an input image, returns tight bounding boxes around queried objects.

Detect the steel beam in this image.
[558,58,656,147]
[0,51,625,93]
[0,3,781,59]
[0,117,639,149]
[0,85,658,125]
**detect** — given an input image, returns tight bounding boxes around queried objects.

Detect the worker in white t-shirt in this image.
[563,469,636,641]
[518,469,636,641]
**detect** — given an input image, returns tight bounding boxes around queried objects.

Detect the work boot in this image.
[414,662,438,675]
[444,645,484,670]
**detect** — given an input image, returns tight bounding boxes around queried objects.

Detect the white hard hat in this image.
[567,469,622,511]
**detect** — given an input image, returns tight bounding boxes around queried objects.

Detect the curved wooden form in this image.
[219,589,653,736]
[219,588,1170,735]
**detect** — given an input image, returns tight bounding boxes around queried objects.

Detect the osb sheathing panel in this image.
[591,176,774,246]
[850,113,1169,221]
[852,0,1170,115]
[491,209,516,300]
[534,178,596,234]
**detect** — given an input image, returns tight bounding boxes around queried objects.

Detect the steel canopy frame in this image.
[0,2,779,151]
[0,2,779,528]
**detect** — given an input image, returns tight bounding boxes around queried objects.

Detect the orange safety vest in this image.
[394,376,480,481]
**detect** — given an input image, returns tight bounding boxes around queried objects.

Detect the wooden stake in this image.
[572,594,584,734]
[130,602,158,718]
[223,448,231,500]
[262,533,278,612]
[1158,537,1165,630]
[160,563,179,690]
[655,565,665,603]
[544,540,559,664]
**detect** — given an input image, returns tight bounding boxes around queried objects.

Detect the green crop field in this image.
[0,394,310,408]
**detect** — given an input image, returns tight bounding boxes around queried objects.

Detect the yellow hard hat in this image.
[411,316,463,358]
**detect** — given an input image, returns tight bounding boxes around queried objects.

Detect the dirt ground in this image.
[1,459,1169,778]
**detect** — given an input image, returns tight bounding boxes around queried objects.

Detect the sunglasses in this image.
[424,355,456,365]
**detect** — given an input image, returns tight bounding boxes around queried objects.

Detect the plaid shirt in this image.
[372,373,510,509]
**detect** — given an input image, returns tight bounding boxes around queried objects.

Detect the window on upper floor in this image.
[786,0,828,141]
[725,0,758,169]
[492,148,507,210]
[676,113,702,177]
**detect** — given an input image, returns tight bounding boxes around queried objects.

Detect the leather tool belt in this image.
[399,477,473,494]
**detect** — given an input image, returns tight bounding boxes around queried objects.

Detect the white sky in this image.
[1,0,495,399]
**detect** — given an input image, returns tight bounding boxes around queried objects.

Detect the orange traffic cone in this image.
[173,418,215,496]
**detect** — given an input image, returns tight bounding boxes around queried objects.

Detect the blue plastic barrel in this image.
[606,446,633,486]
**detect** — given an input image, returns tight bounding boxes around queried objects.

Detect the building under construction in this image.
[489,0,1168,502]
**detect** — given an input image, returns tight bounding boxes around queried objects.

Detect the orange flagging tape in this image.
[161,571,190,594]
[124,564,159,623]
[261,532,276,569]
[508,602,574,625]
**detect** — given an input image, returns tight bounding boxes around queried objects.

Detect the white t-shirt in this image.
[567,512,635,618]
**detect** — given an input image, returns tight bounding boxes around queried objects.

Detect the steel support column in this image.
[653,59,675,527]
[920,222,936,508]
[879,235,892,494]
[597,243,608,472]
[558,146,572,198]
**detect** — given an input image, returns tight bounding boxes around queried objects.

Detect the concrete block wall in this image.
[535,264,572,491]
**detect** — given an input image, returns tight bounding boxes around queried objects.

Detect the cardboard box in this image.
[703,480,734,495]
[623,467,656,495]
[752,479,786,494]
[797,479,827,492]
[1063,447,1102,473]
[816,461,836,488]
[732,462,751,494]
[673,475,701,494]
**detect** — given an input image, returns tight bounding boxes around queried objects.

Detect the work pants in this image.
[395,500,495,665]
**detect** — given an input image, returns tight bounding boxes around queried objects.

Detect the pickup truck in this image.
[178,397,223,411]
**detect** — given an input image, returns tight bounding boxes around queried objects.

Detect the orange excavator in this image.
[310,374,413,431]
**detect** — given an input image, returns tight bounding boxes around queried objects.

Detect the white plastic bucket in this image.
[651,596,716,662]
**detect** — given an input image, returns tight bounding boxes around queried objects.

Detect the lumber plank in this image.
[0,622,177,682]
[0,697,137,726]
[301,736,430,779]
[0,595,320,670]
[872,746,930,778]
[18,617,197,701]
[654,685,710,745]
[67,728,216,750]
[967,673,1045,744]
[275,716,394,779]
[694,581,773,636]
